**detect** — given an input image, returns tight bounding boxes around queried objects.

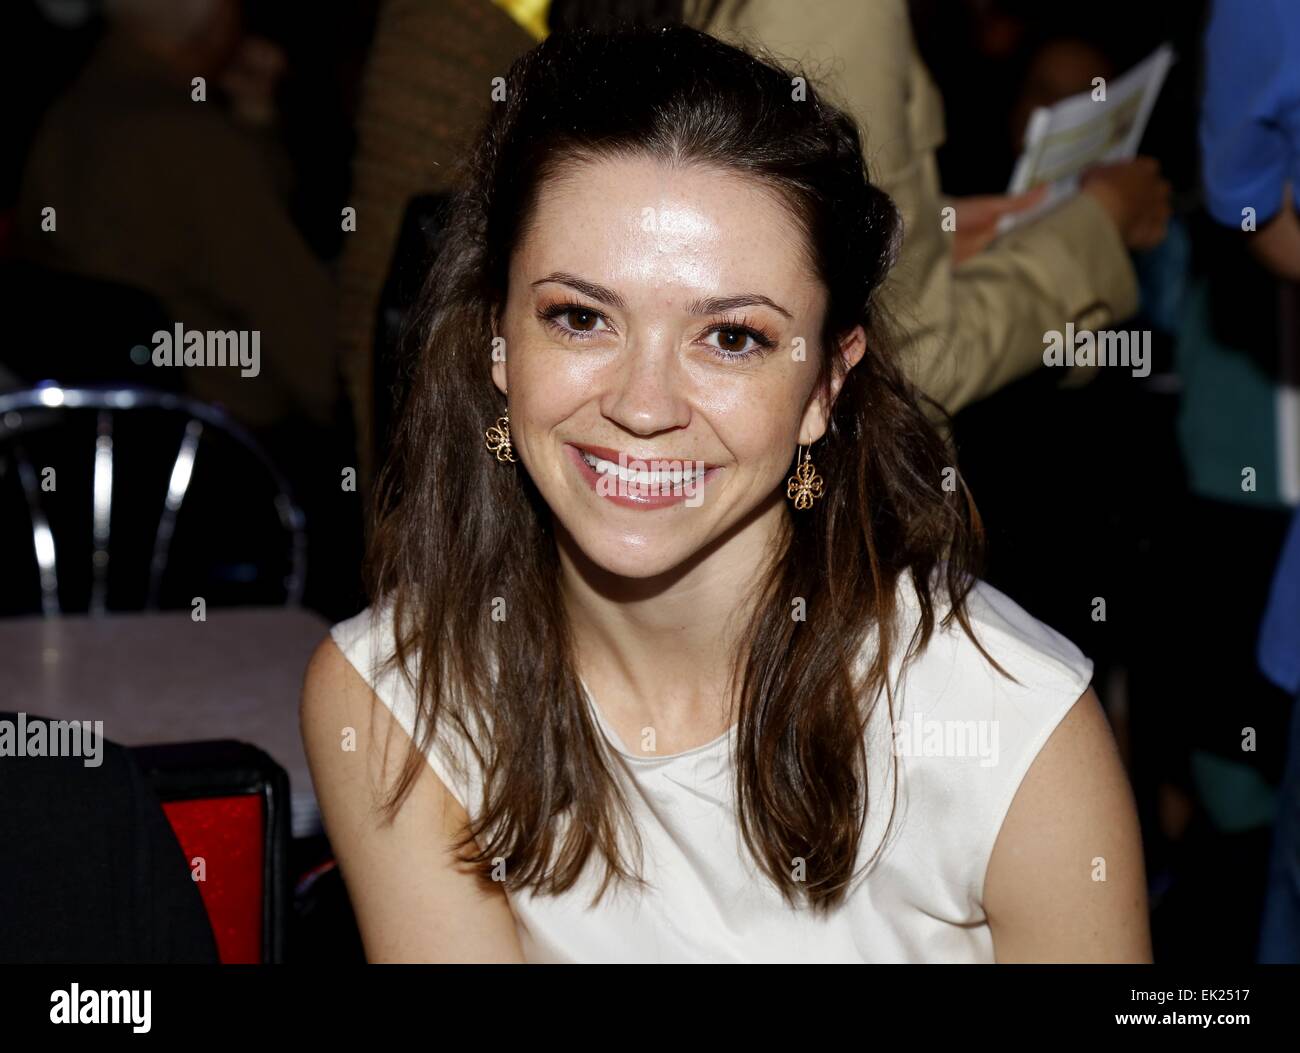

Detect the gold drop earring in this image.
[485,409,517,463]
[786,444,824,510]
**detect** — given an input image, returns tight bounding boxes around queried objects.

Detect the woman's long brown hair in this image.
[364,24,993,913]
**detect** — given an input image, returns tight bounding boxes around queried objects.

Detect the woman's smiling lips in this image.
[564,442,721,509]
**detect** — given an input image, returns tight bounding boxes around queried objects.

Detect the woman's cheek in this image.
[694,372,802,451]
[508,345,604,435]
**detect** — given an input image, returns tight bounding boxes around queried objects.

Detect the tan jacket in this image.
[703,0,1137,411]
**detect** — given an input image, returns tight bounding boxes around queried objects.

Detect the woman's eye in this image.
[707,327,758,356]
[703,325,773,360]
[544,305,609,337]
[563,308,603,332]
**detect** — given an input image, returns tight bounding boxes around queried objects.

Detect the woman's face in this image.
[494,155,863,580]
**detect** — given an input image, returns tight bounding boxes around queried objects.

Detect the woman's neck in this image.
[557,498,789,720]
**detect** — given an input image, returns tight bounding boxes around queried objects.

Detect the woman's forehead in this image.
[515,156,821,310]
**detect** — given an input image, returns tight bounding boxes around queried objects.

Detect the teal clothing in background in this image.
[1175,276,1289,508]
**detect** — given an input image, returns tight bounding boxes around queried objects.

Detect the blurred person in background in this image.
[1200,0,1300,964]
[15,0,337,437]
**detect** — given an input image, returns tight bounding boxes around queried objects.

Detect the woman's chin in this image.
[560,526,704,582]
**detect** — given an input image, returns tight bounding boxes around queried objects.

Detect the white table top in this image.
[0,606,332,837]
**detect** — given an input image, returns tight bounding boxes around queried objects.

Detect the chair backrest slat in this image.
[90,410,113,616]
[147,418,204,610]
[12,446,60,616]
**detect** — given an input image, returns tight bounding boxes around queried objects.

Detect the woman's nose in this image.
[598,335,691,436]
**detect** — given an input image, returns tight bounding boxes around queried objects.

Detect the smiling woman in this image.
[300,23,1150,963]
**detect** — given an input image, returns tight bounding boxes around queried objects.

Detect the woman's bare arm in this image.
[983,686,1152,962]
[300,637,526,963]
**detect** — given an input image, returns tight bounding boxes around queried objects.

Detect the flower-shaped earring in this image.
[485,410,517,463]
[785,445,824,510]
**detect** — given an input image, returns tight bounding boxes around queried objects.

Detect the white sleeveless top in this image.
[330,575,1092,963]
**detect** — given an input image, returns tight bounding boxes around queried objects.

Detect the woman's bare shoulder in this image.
[299,634,525,963]
[983,685,1151,962]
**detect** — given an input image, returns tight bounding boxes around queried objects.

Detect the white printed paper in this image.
[998,43,1175,234]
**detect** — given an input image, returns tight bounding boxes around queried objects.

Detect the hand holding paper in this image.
[997,43,1176,236]
[1080,158,1173,251]
[949,186,1050,265]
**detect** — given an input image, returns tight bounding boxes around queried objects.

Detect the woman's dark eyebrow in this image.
[689,293,792,320]
[532,272,792,319]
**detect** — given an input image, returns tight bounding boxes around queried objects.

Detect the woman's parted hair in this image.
[366,24,988,912]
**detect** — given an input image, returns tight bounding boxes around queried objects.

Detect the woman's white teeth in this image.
[581,451,703,485]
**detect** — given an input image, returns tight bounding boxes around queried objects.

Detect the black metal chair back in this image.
[0,384,305,615]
